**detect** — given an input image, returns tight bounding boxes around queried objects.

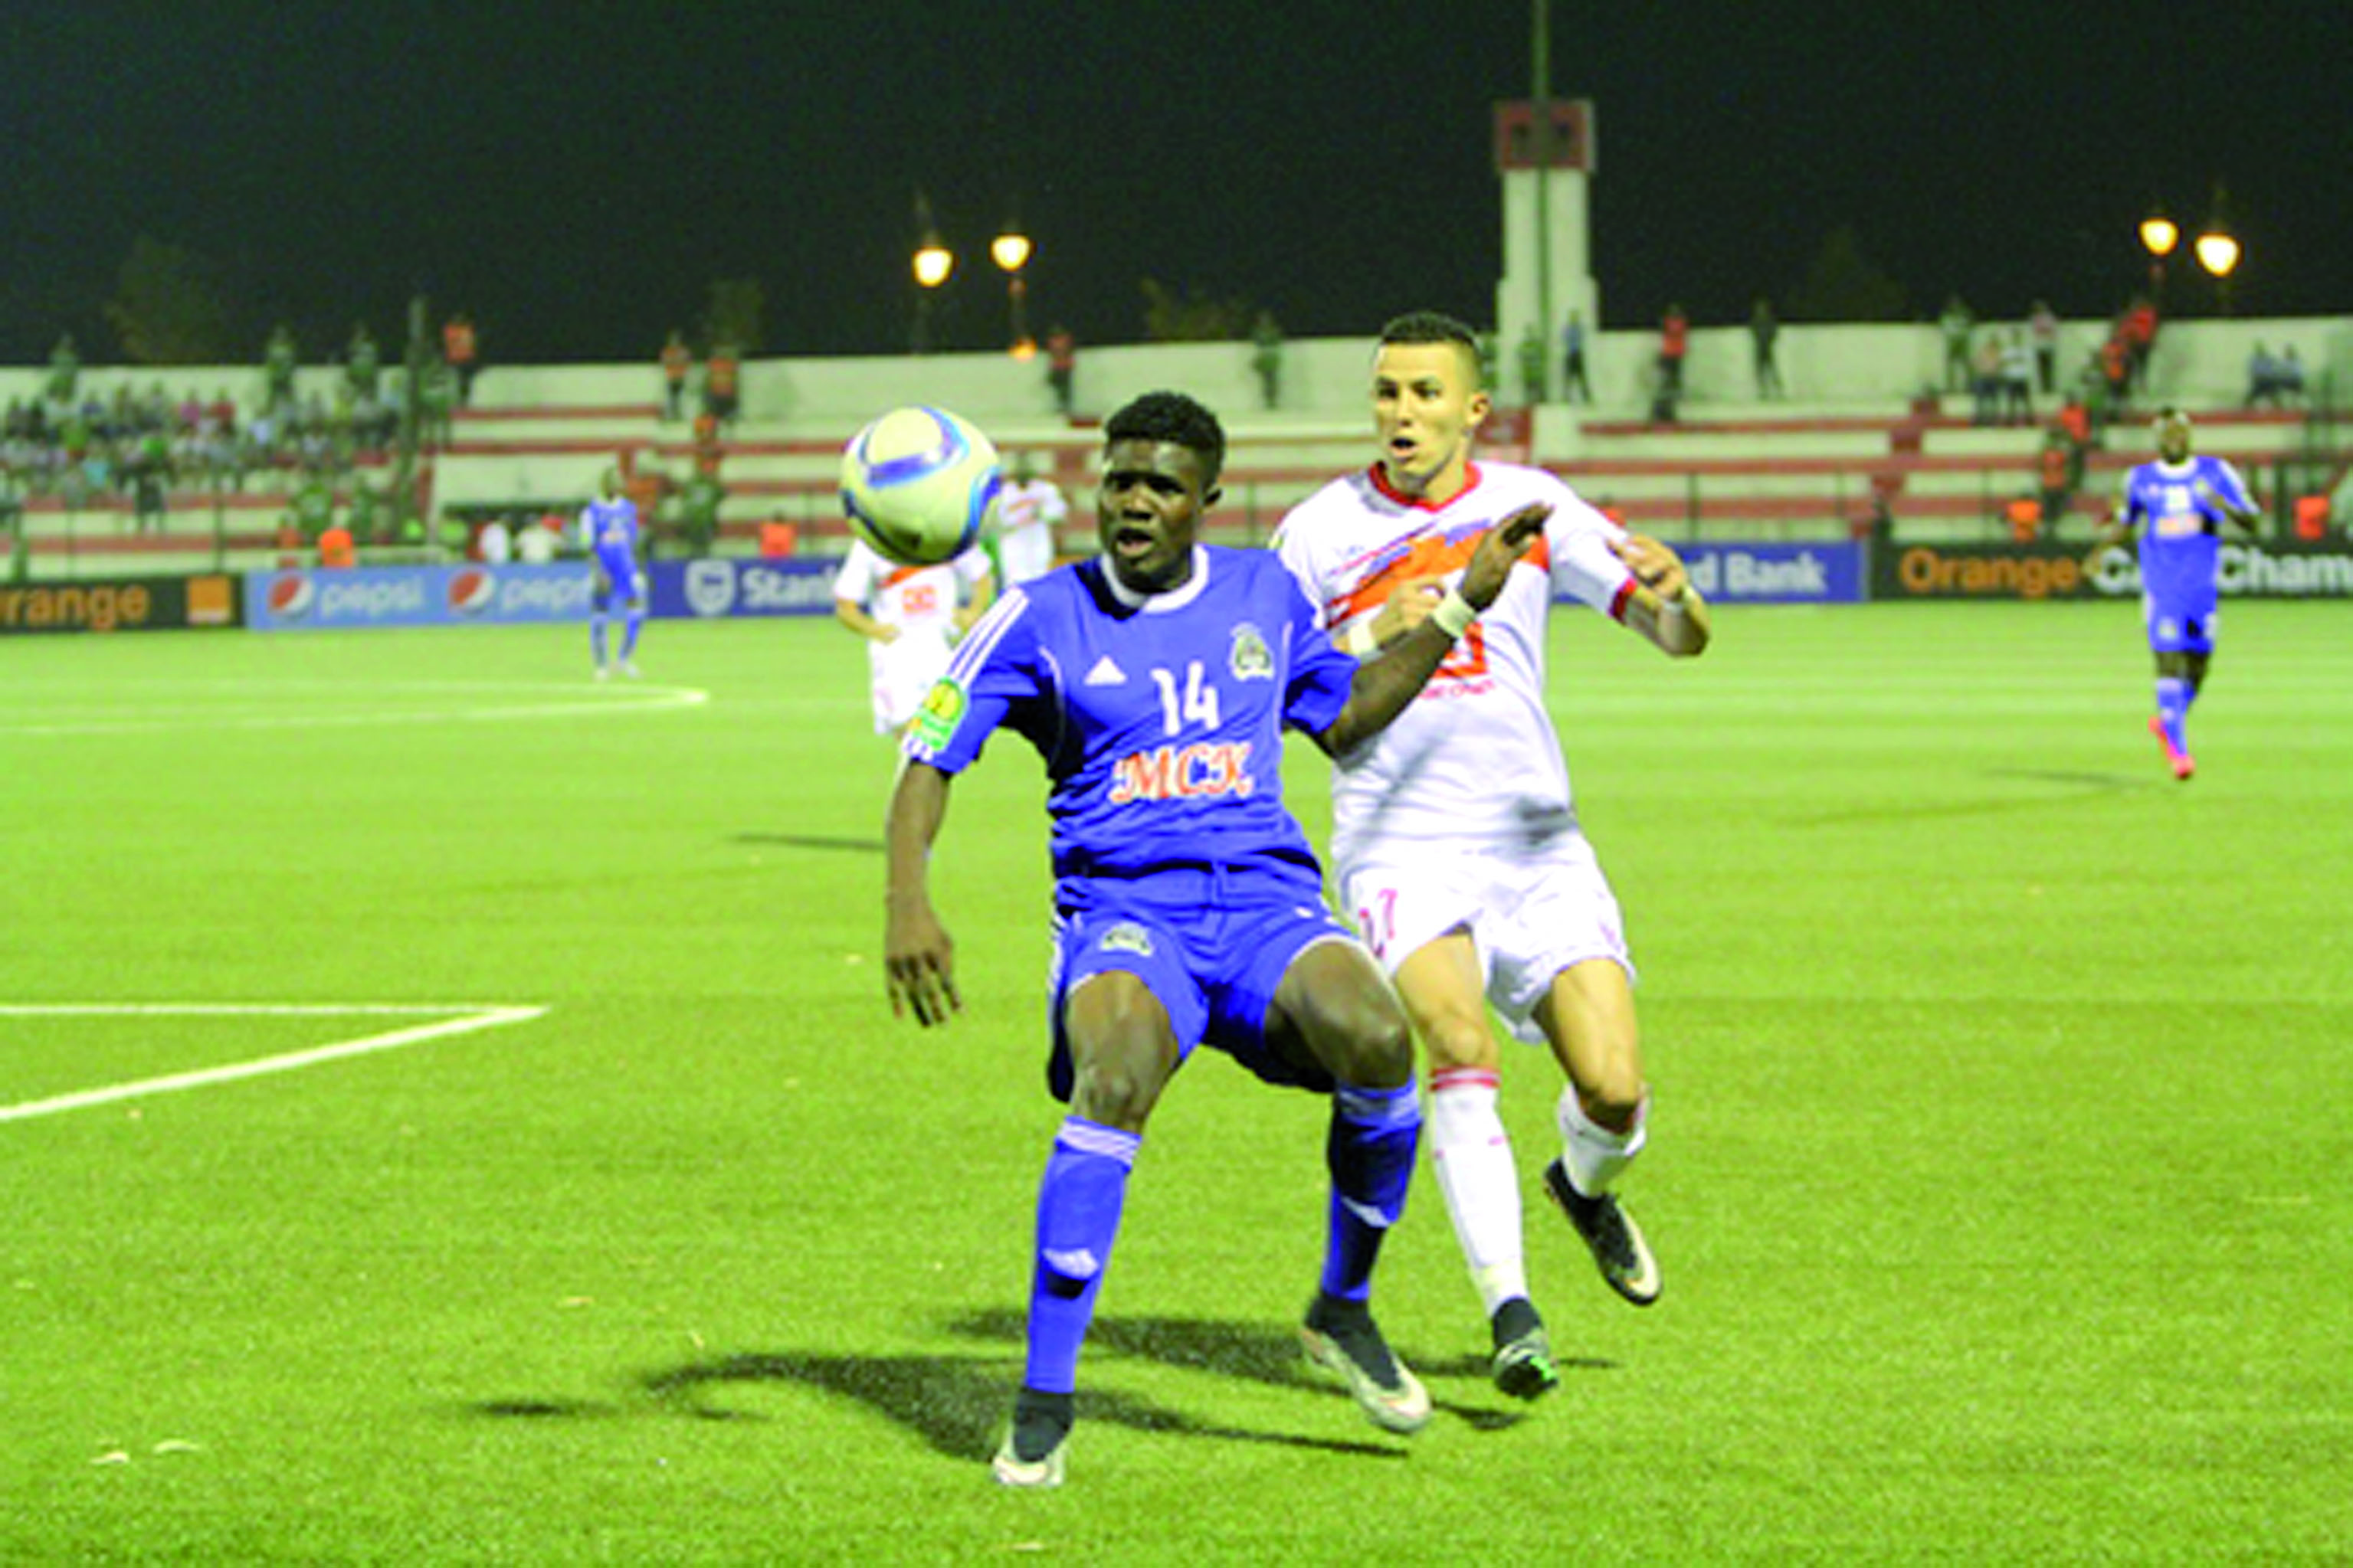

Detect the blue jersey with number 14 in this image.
[2119,455,2250,616]
[903,547,1355,902]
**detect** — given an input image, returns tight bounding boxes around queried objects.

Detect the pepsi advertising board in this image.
[649,558,840,618]
[245,565,596,630]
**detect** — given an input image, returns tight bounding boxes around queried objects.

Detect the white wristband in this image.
[1344,616,1381,657]
[1431,589,1477,641]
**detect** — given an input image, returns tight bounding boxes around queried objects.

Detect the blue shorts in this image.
[1046,871,1362,1101]
[592,552,644,608]
[2144,594,2217,656]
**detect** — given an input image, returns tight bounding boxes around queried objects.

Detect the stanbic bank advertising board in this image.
[1874,540,2353,601]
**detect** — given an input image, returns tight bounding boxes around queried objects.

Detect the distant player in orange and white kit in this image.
[995,450,1069,585]
[1273,310,1711,1400]
[832,540,996,736]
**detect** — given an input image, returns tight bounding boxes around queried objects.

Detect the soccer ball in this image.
[839,405,1003,566]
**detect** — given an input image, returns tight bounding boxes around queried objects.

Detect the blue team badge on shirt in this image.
[1228,622,1274,682]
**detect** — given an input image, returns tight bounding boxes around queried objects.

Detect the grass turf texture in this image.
[3,604,2348,1562]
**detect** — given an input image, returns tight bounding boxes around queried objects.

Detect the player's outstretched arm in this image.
[1613,533,1712,657]
[835,597,899,644]
[1315,502,1549,755]
[884,761,962,1026]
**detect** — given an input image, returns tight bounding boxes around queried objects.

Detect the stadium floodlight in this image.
[2138,213,2180,259]
[991,224,1033,357]
[913,237,955,290]
[2193,229,2240,279]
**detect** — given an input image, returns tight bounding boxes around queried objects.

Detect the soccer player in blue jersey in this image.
[2087,408,2262,781]
[578,468,647,679]
[885,391,1545,1488]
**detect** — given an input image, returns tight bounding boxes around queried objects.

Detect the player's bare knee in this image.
[1329,1002,1414,1089]
[1067,1052,1162,1130]
[1421,1012,1498,1072]
[1578,1071,1647,1132]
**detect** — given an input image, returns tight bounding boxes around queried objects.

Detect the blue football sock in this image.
[1023,1117,1139,1396]
[2156,676,2191,754]
[590,614,609,668]
[1320,1081,1421,1303]
[621,607,644,660]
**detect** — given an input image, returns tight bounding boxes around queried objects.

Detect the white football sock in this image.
[1427,1067,1527,1317]
[1557,1085,1648,1197]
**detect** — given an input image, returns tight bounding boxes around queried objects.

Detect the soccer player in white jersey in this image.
[995,450,1069,585]
[1273,310,1712,1400]
[831,538,995,736]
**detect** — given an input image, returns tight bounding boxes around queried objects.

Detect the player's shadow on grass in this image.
[949,1306,1554,1433]
[729,831,884,854]
[630,1347,1401,1462]
[1792,766,2151,825]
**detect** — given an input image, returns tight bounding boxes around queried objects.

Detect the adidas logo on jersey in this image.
[1083,656,1127,686]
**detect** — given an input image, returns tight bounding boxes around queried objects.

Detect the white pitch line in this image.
[0,686,709,738]
[0,1004,546,1124]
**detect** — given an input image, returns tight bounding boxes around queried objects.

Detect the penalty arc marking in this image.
[0,1003,548,1124]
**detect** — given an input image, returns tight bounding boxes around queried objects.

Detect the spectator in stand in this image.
[2029,300,2060,394]
[2000,331,2036,427]
[2099,333,2132,417]
[2038,428,2074,536]
[680,470,724,556]
[2120,295,2159,393]
[660,330,693,421]
[346,323,382,402]
[129,430,171,535]
[477,512,513,565]
[1749,296,1783,399]
[317,517,357,569]
[2278,346,2306,405]
[420,360,457,450]
[441,313,478,405]
[1559,309,1591,403]
[1658,303,1689,397]
[264,325,299,415]
[1970,335,2004,426]
[2245,342,2283,408]
[1251,311,1285,410]
[46,335,80,407]
[1938,296,1975,393]
[516,511,560,564]
[703,342,740,426]
[1044,324,1077,416]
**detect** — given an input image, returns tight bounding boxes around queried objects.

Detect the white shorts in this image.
[1338,834,1632,1044]
[868,628,954,734]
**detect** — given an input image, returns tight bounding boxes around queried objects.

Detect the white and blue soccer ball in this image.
[839,405,1003,566]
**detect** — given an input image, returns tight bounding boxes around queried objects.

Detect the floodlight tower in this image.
[1493,0,1597,407]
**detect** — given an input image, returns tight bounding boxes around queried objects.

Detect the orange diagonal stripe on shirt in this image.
[1330,530,1548,624]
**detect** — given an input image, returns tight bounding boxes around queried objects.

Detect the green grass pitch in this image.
[4,601,2348,1562]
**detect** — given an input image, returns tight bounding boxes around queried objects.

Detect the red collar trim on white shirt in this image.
[1368,461,1483,512]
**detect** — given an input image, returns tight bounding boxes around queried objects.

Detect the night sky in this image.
[8,2,2346,366]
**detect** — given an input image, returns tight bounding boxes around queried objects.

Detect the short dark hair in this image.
[1104,390,1225,483]
[1378,310,1483,385]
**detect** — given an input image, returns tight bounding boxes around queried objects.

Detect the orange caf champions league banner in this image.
[1873,540,2353,601]
[0,574,242,635]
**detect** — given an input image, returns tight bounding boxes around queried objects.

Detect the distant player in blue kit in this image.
[578,468,646,679]
[2087,408,2262,780]
[884,391,1545,1487]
